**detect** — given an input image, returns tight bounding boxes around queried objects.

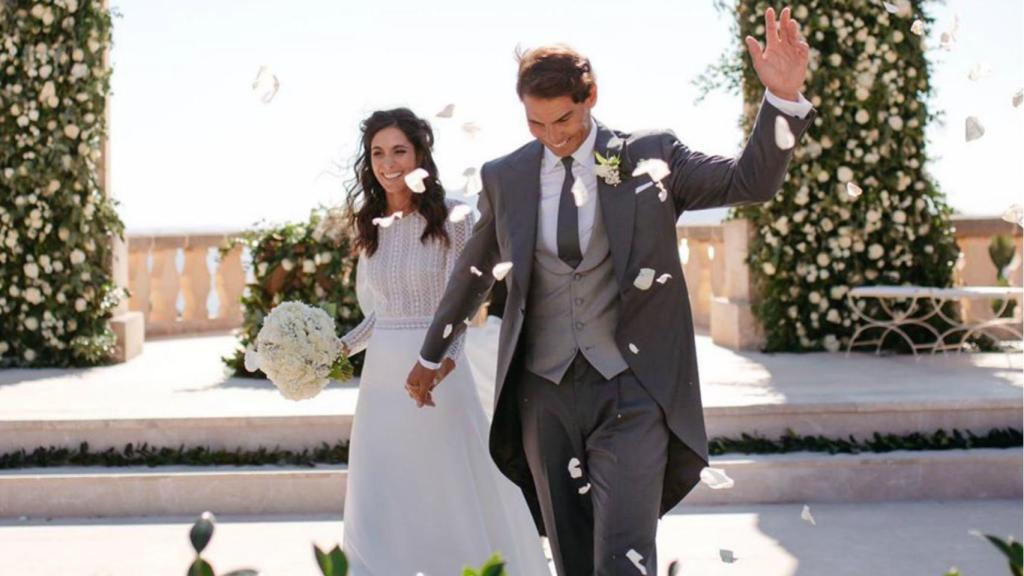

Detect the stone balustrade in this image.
[126,215,1022,346]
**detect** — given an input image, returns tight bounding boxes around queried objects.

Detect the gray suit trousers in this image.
[518,353,669,576]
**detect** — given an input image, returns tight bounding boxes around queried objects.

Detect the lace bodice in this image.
[340,198,475,360]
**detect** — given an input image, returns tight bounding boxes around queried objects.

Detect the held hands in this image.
[744,6,810,102]
[405,358,456,408]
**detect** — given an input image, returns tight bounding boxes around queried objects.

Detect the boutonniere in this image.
[594,151,624,186]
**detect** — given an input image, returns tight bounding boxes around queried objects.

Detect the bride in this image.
[338,108,548,575]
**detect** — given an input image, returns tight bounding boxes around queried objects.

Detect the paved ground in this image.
[0,499,1018,575]
[0,330,1019,421]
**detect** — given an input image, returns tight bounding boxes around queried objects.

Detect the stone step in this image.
[2,394,1018,456]
[2,449,1019,519]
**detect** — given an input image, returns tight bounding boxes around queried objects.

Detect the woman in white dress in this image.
[338,108,549,575]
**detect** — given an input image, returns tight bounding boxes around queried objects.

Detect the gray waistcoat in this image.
[522,200,628,384]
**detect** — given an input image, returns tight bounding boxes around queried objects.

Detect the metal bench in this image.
[845,285,1023,355]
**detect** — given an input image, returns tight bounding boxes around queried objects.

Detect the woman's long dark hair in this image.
[345,108,450,257]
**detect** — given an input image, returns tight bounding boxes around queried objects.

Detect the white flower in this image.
[302,259,316,274]
[774,116,795,150]
[0,342,8,354]
[808,291,822,304]
[855,110,870,124]
[251,301,345,400]
[24,349,36,362]
[75,298,87,312]
[826,309,842,323]
[257,262,268,276]
[24,288,43,305]
[448,204,473,222]
[23,262,40,279]
[280,258,294,271]
[70,63,88,80]
[64,124,81,139]
[837,166,854,183]
[866,209,882,223]
[492,262,513,281]
[816,253,830,267]
[910,20,925,36]
[47,180,61,194]
[70,249,86,265]
[633,268,656,291]
[244,345,261,372]
[762,262,776,275]
[888,116,904,131]
[893,210,907,224]
[24,317,39,331]
[823,334,841,352]
[868,244,885,260]
[830,285,849,300]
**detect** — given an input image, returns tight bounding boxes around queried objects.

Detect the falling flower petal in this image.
[470,266,484,277]
[462,121,482,136]
[435,103,455,118]
[372,212,403,228]
[965,116,985,142]
[656,273,672,284]
[571,177,589,207]
[882,2,900,14]
[719,549,736,563]
[1013,89,1023,108]
[657,184,669,203]
[252,65,279,104]
[492,262,513,281]
[939,15,958,50]
[443,324,453,339]
[910,19,925,35]
[629,343,639,354]
[449,204,473,223]
[846,182,863,199]
[967,63,992,81]
[244,345,260,372]
[700,467,735,490]
[625,549,648,575]
[1002,204,1024,227]
[801,504,817,526]
[405,168,429,193]
[632,159,671,182]
[464,318,473,326]
[633,268,656,290]
[464,167,483,197]
[578,483,591,495]
[568,457,583,479]
[774,115,796,150]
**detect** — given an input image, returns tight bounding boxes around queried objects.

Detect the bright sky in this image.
[108,0,1024,233]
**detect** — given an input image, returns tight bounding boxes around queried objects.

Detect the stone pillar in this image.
[711,218,765,350]
[100,10,145,363]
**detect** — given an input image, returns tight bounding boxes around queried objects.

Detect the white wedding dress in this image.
[339,199,549,576]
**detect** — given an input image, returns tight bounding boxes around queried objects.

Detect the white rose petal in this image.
[625,549,648,575]
[280,258,294,271]
[404,168,429,193]
[578,483,591,495]
[633,268,655,291]
[1013,89,1023,108]
[372,212,403,228]
[701,467,735,489]
[443,324,453,339]
[631,159,670,182]
[448,204,473,223]
[244,345,261,372]
[461,121,482,137]
[720,549,737,563]
[965,116,985,142]
[435,103,455,118]
[251,65,280,104]
[845,182,863,199]
[774,115,796,150]
[801,504,817,525]
[656,273,672,284]
[23,262,39,279]
[882,2,900,14]
[910,19,924,36]
[302,260,316,274]
[464,167,483,197]
[568,457,583,479]
[492,262,513,281]
[967,63,992,82]
[628,343,639,354]
[470,266,483,277]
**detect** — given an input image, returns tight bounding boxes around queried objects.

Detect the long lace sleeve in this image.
[340,253,376,356]
[441,207,476,361]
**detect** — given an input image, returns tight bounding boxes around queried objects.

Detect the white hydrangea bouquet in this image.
[243,301,354,400]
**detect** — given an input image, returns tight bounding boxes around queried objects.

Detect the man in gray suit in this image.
[407,6,815,574]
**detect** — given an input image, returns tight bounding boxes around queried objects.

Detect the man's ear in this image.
[585,84,599,109]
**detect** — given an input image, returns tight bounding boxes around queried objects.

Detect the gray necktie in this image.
[557,156,583,268]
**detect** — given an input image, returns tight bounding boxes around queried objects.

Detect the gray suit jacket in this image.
[421,99,815,524]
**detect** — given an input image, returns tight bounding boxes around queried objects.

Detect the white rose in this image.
[257,262,268,276]
[839,236,853,249]
[24,349,37,362]
[24,262,40,279]
[893,210,907,224]
[0,342,8,354]
[855,110,870,124]
[64,124,80,139]
[24,317,39,331]
[817,171,830,183]
[830,285,849,300]
[72,48,85,62]
[762,262,776,276]
[867,209,882,223]
[888,116,904,131]
[816,253,830,267]
[24,287,43,304]
[823,335,841,353]
[808,292,822,304]
[837,166,854,183]
[70,249,86,264]
[318,252,332,264]
[281,258,294,271]
[868,244,884,260]
[70,63,89,80]
[302,259,316,274]
[75,298,87,312]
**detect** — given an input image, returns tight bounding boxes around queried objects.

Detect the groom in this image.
[408,6,815,574]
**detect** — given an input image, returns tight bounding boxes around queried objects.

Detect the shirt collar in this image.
[542,117,599,173]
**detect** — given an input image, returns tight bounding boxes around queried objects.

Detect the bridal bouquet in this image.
[244,301,354,400]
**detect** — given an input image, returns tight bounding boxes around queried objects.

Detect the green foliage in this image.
[3,428,1020,470]
[0,0,127,367]
[220,206,366,377]
[704,0,961,352]
[988,234,1018,318]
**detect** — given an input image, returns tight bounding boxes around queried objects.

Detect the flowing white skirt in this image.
[342,324,548,576]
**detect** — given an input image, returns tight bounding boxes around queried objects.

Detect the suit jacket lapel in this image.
[508,141,544,295]
[594,122,635,287]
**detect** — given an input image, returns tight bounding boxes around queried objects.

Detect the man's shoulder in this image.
[622,128,677,154]
[483,140,542,176]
